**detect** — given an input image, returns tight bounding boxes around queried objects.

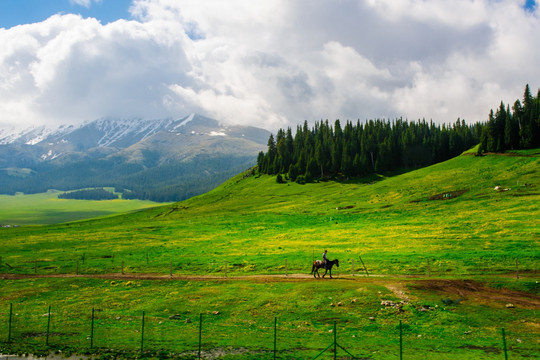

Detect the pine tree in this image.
[493,102,507,151]
[266,134,277,174]
[340,142,354,177]
[304,157,318,182]
[504,105,518,150]
[332,120,343,174]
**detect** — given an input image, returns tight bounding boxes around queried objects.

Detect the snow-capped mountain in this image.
[0,125,64,145]
[1,114,270,162]
[0,114,271,202]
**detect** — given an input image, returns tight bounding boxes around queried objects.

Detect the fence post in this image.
[90,308,95,349]
[46,305,51,346]
[140,311,145,353]
[76,259,79,275]
[399,320,403,360]
[274,317,277,360]
[122,261,124,275]
[198,313,203,359]
[352,259,355,277]
[359,255,369,276]
[285,259,288,277]
[225,261,228,278]
[515,259,519,280]
[8,303,12,343]
[146,252,149,265]
[501,328,508,360]
[170,261,173,278]
[427,259,431,277]
[34,260,37,274]
[334,321,337,360]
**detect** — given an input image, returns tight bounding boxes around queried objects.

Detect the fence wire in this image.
[2,304,538,359]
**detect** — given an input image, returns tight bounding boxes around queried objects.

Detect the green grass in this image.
[1,152,537,276]
[0,190,164,225]
[0,277,538,359]
[0,151,539,358]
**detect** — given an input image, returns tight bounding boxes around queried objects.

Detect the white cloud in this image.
[365,0,489,27]
[0,0,539,131]
[70,0,102,8]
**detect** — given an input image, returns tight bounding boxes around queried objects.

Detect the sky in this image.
[0,0,539,131]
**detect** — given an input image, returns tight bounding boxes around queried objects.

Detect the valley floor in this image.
[0,273,538,359]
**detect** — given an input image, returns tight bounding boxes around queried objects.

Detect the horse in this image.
[311,259,339,278]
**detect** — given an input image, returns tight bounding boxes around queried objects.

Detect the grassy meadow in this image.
[0,190,164,226]
[0,150,539,358]
[1,276,538,359]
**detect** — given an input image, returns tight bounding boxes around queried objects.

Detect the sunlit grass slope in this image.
[1,150,538,276]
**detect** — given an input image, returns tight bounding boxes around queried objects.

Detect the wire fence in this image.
[0,253,536,278]
[1,303,538,359]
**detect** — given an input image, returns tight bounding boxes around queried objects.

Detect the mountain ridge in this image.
[0,114,271,201]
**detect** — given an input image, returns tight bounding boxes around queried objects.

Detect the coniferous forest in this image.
[258,85,540,183]
[479,84,540,153]
[58,188,119,200]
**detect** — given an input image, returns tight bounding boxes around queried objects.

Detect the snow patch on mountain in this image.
[209,130,227,137]
[41,149,62,161]
[174,113,196,130]
[0,125,52,145]
[0,114,268,155]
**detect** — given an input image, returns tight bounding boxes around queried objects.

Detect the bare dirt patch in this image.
[428,189,469,201]
[0,272,319,283]
[385,282,417,301]
[410,279,540,309]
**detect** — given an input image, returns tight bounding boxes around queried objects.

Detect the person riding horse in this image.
[311,250,339,278]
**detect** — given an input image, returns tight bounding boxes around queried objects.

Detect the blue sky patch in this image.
[0,0,132,29]
[524,0,537,12]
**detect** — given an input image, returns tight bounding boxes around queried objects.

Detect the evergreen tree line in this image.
[258,84,539,183]
[258,117,481,182]
[478,84,540,153]
[58,188,118,200]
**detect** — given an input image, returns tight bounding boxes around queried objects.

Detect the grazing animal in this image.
[311,259,339,278]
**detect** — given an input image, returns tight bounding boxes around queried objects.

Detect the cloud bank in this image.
[1,0,539,131]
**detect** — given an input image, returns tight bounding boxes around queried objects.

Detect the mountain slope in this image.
[0,114,271,201]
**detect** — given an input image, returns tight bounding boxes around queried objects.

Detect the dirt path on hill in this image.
[410,279,540,309]
[2,273,539,309]
[0,272,345,282]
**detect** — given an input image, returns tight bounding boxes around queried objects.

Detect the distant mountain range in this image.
[0,114,271,201]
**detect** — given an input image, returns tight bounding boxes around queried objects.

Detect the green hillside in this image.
[1,150,538,276]
[1,150,539,359]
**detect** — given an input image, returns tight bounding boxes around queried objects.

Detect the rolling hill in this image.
[0,150,538,359]
[1,149,538,275]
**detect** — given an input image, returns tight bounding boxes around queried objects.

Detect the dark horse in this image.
[311,259,339,278]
